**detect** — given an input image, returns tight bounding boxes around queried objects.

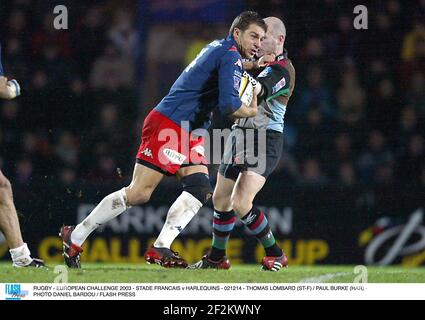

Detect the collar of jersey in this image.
[226,35,240,53]
[276,49,289,61]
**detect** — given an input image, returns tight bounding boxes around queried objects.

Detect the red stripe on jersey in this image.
[267,60,286,68]
[229,46,238,52]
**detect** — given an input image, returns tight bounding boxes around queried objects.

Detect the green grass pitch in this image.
[1,262,425,283]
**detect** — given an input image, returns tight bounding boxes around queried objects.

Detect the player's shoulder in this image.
[285,58,295,75]
[269,57,293,71]
[265,56,295,81]
[214,37,242,61]
[284,58,296,88]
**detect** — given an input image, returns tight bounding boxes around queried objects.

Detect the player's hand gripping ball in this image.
[238,71,257,105]
[6,79,21,99]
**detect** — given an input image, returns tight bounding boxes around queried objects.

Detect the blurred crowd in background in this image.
[0,0,424,191]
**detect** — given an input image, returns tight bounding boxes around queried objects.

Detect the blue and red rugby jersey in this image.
[154,35,244,133]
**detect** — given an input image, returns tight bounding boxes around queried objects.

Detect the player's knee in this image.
[212,191,221,206]
[231,193,251,216]
[181,172,213,205]
[125,187,152,206]
[212,191,231,211]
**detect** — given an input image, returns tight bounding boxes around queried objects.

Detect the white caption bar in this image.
[1,283,425,300]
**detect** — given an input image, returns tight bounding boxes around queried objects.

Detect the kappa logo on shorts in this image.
[163,148,187,165]
[141,148,153,159]
[192,145,205,156]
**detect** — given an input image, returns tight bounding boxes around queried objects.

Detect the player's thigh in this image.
[212,172,237,211]
[127,163,164,200]
[0,170,8,184]
[232,170,266,205]
[176,165,208,178]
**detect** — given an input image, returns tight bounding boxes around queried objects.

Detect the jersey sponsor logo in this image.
[234,76,241,91]
[258,66,272,78]
[243,71,257,86]
[272,77,286,94]
[229,45,238,52]
[141,148,153,159]
[163,148,187,165]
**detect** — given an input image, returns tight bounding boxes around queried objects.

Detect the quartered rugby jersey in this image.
[155,35,244,132]
[235,50,296,133]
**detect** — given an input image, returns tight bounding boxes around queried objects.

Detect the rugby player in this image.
[0,43,45,267]
[60,11,267,268]
[189,17,295,271]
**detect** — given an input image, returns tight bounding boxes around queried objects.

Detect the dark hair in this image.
[228,11,267,36]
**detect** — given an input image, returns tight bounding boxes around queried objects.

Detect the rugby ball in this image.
[238,72,256,105]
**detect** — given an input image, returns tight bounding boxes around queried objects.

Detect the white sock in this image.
[71,188,128,246]
[10,243,33,267]
[154,191,203,249]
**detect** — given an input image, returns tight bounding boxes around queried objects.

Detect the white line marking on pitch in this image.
[299,272,351,283]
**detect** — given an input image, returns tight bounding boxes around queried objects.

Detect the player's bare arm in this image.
[242,53,276,70]
[231,91,258,118]
[0,76,11,99]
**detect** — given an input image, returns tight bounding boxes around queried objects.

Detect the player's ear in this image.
[233,27,241,39]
